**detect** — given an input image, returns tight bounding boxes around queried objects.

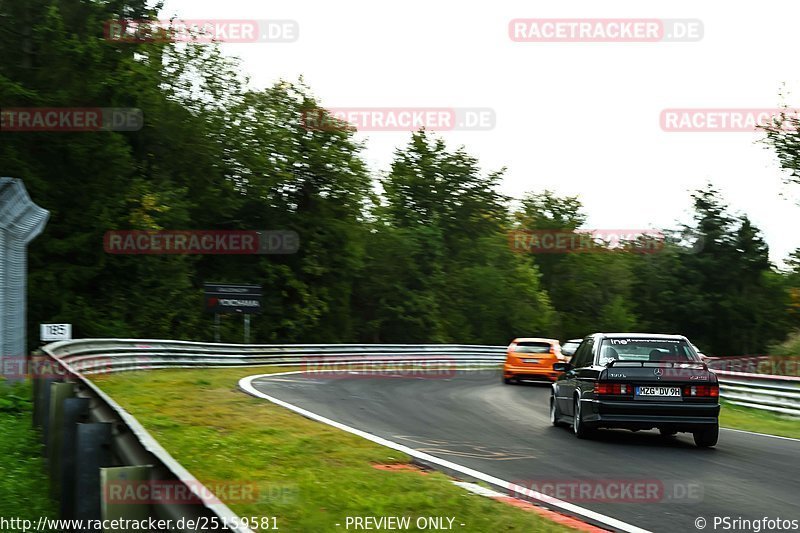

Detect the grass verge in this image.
[94,367,571,532]
[720,400,800,439]
[0,380,56,518]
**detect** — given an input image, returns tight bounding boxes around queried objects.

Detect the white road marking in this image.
[452,481,506,498]
[253,377,320,384]
[720,427,800,443]
[239,370,651,533]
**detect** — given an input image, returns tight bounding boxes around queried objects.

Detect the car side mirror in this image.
[553,362,573,372]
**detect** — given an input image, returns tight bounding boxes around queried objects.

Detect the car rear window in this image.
[562,341,580,352]
[515,342,553,354]
[598,338,700,364]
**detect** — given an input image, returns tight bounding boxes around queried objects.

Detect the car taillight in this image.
[682,385,719,397]
[594,383,632,395]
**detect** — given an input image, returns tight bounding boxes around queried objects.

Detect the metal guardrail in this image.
[43,339,507,375]
[35,339,507,532]
[704,356,800,416]
[43,340,800,416]
[35,340,799,531]
[712,369,800,416]
[34,343,252,533]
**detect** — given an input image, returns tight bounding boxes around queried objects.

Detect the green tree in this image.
[632,186,790,355]
[368,131,556,343]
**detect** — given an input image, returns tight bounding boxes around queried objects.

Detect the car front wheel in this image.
[550,394,563,427]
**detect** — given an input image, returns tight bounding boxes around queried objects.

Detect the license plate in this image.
[636,386,681,397]
[523,359,540,364]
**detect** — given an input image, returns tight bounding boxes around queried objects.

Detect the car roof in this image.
[591,332,688,340]
[565,338,582,343]
[513,337,560,344]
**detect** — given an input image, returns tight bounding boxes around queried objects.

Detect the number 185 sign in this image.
[40,323,72,342]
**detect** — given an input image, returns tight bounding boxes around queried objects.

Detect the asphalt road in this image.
[249,370,800,533]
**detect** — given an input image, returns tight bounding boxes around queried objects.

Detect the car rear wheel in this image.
[503,377,516,385]
[573,397,593,439]
[693,424,719,448]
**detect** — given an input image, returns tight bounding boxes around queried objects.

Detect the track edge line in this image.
[238,371,651,533]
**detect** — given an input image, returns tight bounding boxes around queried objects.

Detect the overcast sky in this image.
[161,0,800,264]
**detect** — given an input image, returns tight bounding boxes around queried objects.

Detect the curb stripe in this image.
[452,481,606,532]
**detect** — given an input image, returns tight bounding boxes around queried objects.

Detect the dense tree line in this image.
[2,1,799,355]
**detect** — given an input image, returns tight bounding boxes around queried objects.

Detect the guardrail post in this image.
[37,376,58,448]
[60,398,91,519]
[75,422,113,525]
[48,381,74,495]
[101,465,153,527]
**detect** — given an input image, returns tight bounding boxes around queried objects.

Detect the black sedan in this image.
[550,333,720,447]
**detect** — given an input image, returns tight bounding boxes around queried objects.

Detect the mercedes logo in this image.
[654,368,663,376]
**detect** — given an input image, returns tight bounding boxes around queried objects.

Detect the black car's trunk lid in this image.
[601,362,716,384]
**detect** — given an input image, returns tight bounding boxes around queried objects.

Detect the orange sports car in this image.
[503,337,564,384]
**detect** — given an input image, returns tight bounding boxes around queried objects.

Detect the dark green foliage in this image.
[0,382,56,517]
[1,1,797,354]
[0,382,31,414]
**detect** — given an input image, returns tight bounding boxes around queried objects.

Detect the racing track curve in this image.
[242,370,800,533]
